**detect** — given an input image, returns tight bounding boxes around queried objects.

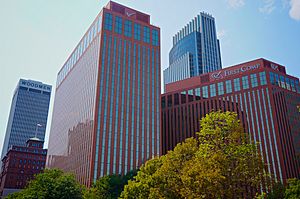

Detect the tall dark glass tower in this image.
[163,12,222,89]
[1,79,51,161]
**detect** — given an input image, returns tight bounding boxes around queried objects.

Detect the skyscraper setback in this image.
[163,12,222,89]
[1,79,51,162]
[47,1,161,186]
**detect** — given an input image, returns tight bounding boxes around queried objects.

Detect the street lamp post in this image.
[35,123,42,138]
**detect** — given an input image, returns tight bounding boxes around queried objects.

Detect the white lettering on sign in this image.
[211,64,260,79]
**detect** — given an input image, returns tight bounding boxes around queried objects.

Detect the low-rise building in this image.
[0,137,47,197]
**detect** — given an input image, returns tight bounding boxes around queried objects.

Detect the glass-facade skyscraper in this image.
[163,12,222,89]
[47,1,161,187]
[1,79,52,161]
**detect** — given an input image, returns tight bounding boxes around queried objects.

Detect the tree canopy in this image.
[285,178,300,199]
[256,178,300,199]
[83,170,137,199]
[7,111,298,198]
[121,111,266,198]
[6,169,83,199]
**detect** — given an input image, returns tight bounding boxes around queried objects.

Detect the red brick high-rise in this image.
[162,58,300,183]
[47,1,161,186]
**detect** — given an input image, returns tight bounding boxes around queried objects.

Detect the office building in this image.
[47,1,161,186]
[1,79,51,162]
[163,12,222,89]
[162,58,300,183]
[0,137,47,197]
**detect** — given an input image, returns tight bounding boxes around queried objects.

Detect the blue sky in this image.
[0,0,299,150]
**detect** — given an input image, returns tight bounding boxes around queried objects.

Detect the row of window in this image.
[13,147,46,154]
[19,87,51,96]
[13,153,46,159]
[94,34,160,180]
[17,93,50,105]
[202,16,221,73]
[173,14,202,45]
[162,87,283,181]
[30,143,43,148]
[270,72,300,93]
[18,159,45,165]
[162,72,268,107]
[104,13,159,46]
[15,164,43,170]
[57,14,102,87]
[11,175,33,180]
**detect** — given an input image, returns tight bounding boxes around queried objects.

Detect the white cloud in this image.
[227,0,245,8]
[259,0,276,14]
[289,0,300,20]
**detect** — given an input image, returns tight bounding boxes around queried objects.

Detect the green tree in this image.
[256,181,285,199]
[285,178,300,199]
[6,169,83,199]
[83,170,137,199]
[121,111,267,198]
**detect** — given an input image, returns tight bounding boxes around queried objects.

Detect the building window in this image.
[161,96,166,109]
[290,79,296,92]
[242,76,249,89]
[143,26,150,43]
[167,95,172,107]
[226,80,232,93]
[270,72,275,85]
[280,76,286,89]
[124,20,132,37]
[234,78,241,91]
[250,74,258,88]
[202,86,208,98]
[259,72,267,85]
[114,16,122,34]
[188,89,194,102]
[195,87,201,100]
[218,82,224,95]
[152,29,159,46]
[210,84,216,97]
[174,93,179,105]
[181,91,186,104]
[274,73,279,86]
[134,23,141,40]
[295,80,300,93]
[285,77,291,90]
[104,13,113,31]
